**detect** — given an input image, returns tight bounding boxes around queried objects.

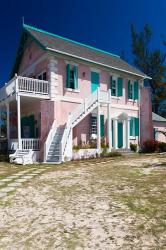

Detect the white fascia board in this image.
[46,47,151,80]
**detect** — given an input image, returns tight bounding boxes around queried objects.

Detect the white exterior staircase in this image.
[44,88,111,163]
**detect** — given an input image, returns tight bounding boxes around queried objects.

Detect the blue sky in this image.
[0,0,166,84]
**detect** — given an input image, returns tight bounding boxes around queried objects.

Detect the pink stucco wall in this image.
[140,87,153,145]
[40,100,55,159]
[18,40,45,75]
[153,121,166,142]
[57,58,139,108]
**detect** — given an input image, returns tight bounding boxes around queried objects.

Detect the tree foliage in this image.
[131,24,166,115]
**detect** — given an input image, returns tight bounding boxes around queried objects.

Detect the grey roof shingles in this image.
[152,112,166,122]
[24,24,148,78]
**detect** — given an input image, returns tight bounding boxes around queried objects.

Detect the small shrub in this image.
[107,151,122,157]
[158,142,166,152]
[130,143,137,152]
[100,147,108,157]
[73,145,80,151]
[141,139,159,153]
[100,149,121,158]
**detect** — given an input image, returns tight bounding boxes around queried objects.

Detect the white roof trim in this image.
[46,47,151,79]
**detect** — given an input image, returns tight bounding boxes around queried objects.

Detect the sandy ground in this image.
[0,154,165,250]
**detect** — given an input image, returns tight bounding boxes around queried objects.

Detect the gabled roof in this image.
[18,24,149,78]
[152,112,166,122]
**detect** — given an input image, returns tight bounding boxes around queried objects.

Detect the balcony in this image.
[0,76,50,102]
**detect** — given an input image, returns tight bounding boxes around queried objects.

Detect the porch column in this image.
[97,104,101,152]
[123,120,127,148]
[6,102,10,149]
[17,95,21,149]
[107,90,112,152]
[114,118,118,149]
[127,118,130,149]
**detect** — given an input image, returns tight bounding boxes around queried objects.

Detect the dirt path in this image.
[0,154,165,249]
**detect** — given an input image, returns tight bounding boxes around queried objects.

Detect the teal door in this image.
[91,72,99,93]
[118,122,123,148]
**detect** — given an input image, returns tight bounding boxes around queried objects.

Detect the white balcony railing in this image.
[9,138,40,151]
[21,139,40,151]
[18,77,49,95]
[0,76,50,102]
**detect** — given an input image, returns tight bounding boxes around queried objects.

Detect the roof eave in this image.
[46,47,150,79]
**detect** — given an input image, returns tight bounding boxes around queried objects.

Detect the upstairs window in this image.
[110,76,123,97]
[66,64,78,89]
[38,72,47,81]
[129,82,134,99]
[128,80,139,100]
[111,78,117,96]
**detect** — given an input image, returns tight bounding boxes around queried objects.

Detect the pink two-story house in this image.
[0,24,153,164]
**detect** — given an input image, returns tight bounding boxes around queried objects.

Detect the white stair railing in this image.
[44,120,57,162]
[70,89,99,125]
[60,114,72,162]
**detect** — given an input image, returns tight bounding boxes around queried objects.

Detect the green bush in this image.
[158,142,166,152]
[73,145,80,151]
[141,139,159,153]
[130,143,137,152]
[100,149,121,158]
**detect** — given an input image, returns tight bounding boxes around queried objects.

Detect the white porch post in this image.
[127,118,130,149]
[6,102,10,149]
[107,90,112,152]
[17,95,21,149]
[114,118,118,149]
[123,120,127,149]
[97,104,101,152]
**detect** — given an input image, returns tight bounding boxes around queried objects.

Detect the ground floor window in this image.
[90,115,104,138]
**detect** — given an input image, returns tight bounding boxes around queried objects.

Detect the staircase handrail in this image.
[60,113,72,162]
[70,88,99,125]
[44,120,57,162]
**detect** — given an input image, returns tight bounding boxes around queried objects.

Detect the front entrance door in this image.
[118,122,123,148]
[91,71,99,93]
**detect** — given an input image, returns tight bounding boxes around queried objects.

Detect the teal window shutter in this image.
[74,65,78,89]
[130,117,134,136]
[128,80,131,99]
[29,114,35,138]
[100,115,104,137]
[117,77,123,97]
[135,117,139,136]
[134,81,139,100]
[66,64,70,88]
[91,72,99,93]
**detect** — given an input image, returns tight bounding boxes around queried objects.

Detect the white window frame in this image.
[110,75,122,99]
[128,80,138,102]
[65,62,79,91]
